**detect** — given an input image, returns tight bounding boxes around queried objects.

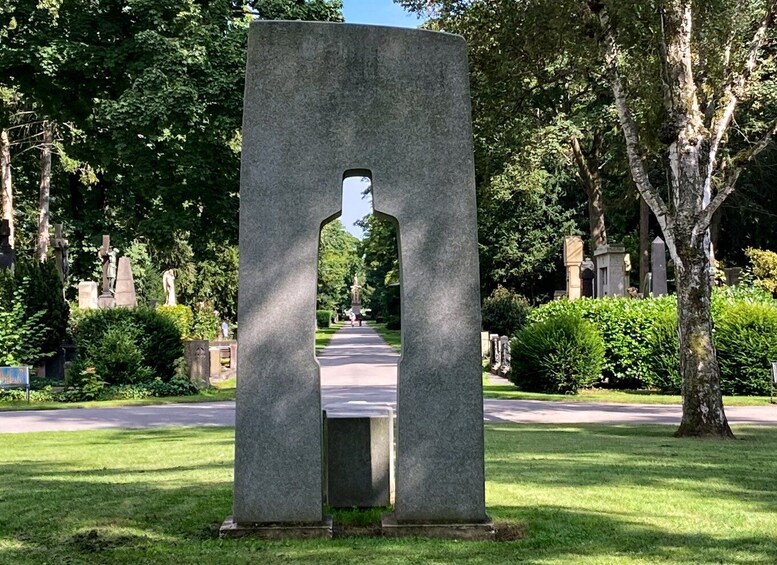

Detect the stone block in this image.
[325,410,393,508]
[78,281,98,310]
[114,257,137,307]
[184,340,210,388]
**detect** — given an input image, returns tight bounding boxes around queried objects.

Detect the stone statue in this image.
[350,275,362,305]
[162,269,177,306]
[108,248,119,293]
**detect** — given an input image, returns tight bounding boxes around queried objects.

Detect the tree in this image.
[317,219,361,312]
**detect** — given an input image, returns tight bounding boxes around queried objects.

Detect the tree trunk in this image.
[639,195,650,292]
[674,234,734,438]
[36,122,53,262]
[571,135,607,251]
[1,128,13,248]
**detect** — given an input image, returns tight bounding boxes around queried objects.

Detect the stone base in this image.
[381,514,495,540]
[219,516,333,539]
[97,294,115,309]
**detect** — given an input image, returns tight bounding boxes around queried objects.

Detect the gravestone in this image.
[651,237,668,297]
[225,21,489,539]
[325,409,394,508]
[724,267,741,286]
[97,235,116,308]
[113,257,137,307]
[50,224,69,282]
[78,281,99,310]
[593,244,630,297]
[580,257,595,298]
[498,336,510,377]
[563,236,584,300]
[0,219,15,270]
[480,331,490,359]
[184,340,210,388]
[490,333,501,373]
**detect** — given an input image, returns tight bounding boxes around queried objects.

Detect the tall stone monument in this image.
[225,22,489,539]
[650,236,668,297]
[593,243,630,297]
[97,235,116,308]
[114,257,137,307]
[563,236,584,300]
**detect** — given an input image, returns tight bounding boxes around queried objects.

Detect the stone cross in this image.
[226,22,490,539]
[97,235,112,295]
[651,237,668,297]
[50,224,69,282]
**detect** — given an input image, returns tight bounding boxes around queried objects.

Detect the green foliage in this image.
[71,307,183,385]
[715,301,777,396]
[316,309,332,328]
[0,276,50,366]
[510,312,604,394]
[530,296,676,388]
[644,310,681,394]
[62,368,107,402]
[318,220,361,312]
[156,304,193,338]
[746,248,777,295]
[358,213,399,321]
[190,301,219,341]
[123,241,164,305]
[481,285,532,336]
[146,373,199,397]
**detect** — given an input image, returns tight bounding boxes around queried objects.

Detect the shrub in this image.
[156,305,193,338]
[482,286,532,336]
[510,312,604,394]
[0,277,49,366]
[645,310,681,393]
[386,315,401,330]
[715,301,777,395]
[146,374,199,397]
[72,307,183,385]
[191,301,219,340]
[746,248,777,295]
[316,309,332,328]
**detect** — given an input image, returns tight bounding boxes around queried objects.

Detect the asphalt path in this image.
[1,324,776,433]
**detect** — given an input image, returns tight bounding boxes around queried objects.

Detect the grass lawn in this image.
[483,382,776,406]
[368,321,401,352]
[0,326,342,413]
[1,424,776,564]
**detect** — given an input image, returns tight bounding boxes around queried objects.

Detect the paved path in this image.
[1,324,776,433]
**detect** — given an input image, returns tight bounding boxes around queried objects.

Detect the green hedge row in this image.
[512,286,777,395]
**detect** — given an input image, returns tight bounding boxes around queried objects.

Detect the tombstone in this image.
[0,219,15,270]
[490,334,500,373]
[224,22,490,540]
[480,331,490,359]
[50,224,69,282]
[77,281,99,310]
[325,409,394,509]
[498,336,510,378]
[184,340,210,388]
[580,257,595,298]
[563,236,584,300]
[593,244,630,297]
[724,267,742,287]
[650,237,668,297]
[350,275,362,316]
[97,235,116,308]
[113,257,137,308]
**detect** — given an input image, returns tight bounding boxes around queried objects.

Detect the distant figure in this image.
[221,320,230,339]
[162,269,177,306]
[349,310,356,327]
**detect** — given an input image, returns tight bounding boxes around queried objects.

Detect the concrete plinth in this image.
[97,294,115,309]
[219,516,333,539]
[381,515,495,540]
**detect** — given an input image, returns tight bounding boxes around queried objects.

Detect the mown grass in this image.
[368,321,401,352]
[483,382,776,406]
[1,424,776,564]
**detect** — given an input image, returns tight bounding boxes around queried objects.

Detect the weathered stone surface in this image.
[593,244,629,298]
[381,515,495,540]
[184,340,210,388]
[114,257,137,307]
[219,516,333,539]
[78,281,99,310]
[651,237,668,297]
[234,21,486,526]
[325,410,393,508]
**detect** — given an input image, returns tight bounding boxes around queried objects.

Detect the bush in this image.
[72,307,183,385]
[0,277,50,366]
[746,248,777,295]
[191,301,220,340]
[156,305,193,338]
[482,286,532,336]
[715,301,777,395]
[645,310,681,393]
[316,309,332,328]
[386,315,401,330]
[510,312,605,394]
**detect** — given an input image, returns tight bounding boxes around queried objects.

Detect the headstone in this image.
[490,334,500,373]
[226,22,489,539]
[162,269,177,306]
[209,346,222,376]
[77,281,99,310]
[350,275,362,316]
[563,236,584,300]
[498,336,510,377]
[0,219,15,270]
[480,331,490,358]
[50,224,69,282]
[724,267,741,287]
[580,257,595,298]
[593,244,630,297]
[113,257,137,307]
[184,340,210,387]
[651,237,668,297]
[325,409,394,508]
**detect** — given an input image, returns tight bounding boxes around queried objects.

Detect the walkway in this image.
[1,324,776,433]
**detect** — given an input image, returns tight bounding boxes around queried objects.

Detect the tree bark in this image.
[571,134,607,251]
[36,121,53,262]
[674,232,734,438]
[1,128,13,248]
[639,195,650,292]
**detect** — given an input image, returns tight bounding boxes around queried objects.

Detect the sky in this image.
[337,1,425,239]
